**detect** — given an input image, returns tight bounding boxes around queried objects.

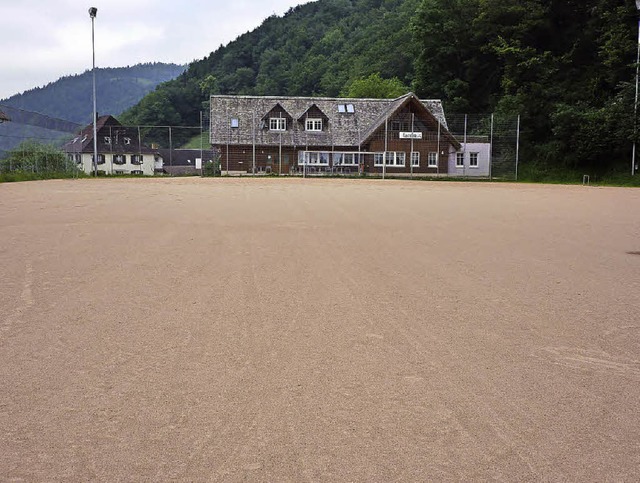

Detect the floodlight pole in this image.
[632,0,640,176]
[89,7,98,177]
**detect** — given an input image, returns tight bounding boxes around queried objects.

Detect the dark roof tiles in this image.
[210,93,451,148]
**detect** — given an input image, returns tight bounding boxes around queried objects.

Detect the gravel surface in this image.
[1,178,639,480]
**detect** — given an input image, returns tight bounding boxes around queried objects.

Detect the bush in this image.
[0,140,80,178]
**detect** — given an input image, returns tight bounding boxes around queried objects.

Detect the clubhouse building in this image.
[210,93,488,176]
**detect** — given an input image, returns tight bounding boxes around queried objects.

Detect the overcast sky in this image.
[0,0,314,100]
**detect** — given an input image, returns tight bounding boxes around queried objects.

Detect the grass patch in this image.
[180,132,210,149]
[0,171,86,183]
[516,163,640,187]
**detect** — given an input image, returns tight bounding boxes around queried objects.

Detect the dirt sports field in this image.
[1,178,639,481]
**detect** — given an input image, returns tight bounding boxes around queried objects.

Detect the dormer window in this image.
[104,136,111,144]
[306,118,323,132]
[230,118,239,128]
[338,104,346,113]
[269,118,286,131]
[124,137,131,145]
[346,104,355,113]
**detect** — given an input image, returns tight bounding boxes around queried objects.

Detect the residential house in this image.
[209,93,462,175]
[63,115,160,176]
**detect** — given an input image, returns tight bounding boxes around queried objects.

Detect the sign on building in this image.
[399,132,423,139]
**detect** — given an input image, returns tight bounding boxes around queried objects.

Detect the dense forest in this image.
[119,0,639,175]
[1,63,186,125]
[120,0,421,127]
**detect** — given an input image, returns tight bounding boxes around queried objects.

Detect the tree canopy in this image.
[119,0,640,174]
[413,0,639,172]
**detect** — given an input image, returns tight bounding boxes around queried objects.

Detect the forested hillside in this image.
[121,0,420,127]
[1,63,186,125]
[413,0,639,173]
[121,0,639,174]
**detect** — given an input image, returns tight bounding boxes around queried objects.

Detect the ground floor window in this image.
[456,152,464,167]
[428,152,438,167]
[411,152,420,167]
[113,154,126,165]
[469,152,479,167]
[333,152,359,166]
[298,151,329,166]
[131,154,143,165]
[374,151,405,167]
[68,154,82,164]
[92,154,106,165]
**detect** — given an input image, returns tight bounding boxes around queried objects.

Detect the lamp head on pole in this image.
[89,7,97,18]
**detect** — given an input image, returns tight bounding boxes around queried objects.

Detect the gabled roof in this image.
[296,103,329,122]
[210,93,456,149]
[63,115,157,154]
[64,115,120,152]
[261,103,292,121]
[360,93,460,149]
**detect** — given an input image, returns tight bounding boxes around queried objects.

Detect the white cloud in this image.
[0,0,313,99]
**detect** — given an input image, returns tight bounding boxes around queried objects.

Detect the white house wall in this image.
[448,143,491,177]
[79,153,155,176]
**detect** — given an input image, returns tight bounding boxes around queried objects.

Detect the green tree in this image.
[341,73,409,98]
[1,141,74,174]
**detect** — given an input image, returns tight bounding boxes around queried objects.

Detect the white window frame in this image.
[230,118,239,128]
[269,117,286,131]
[469,152,479,167]
[124,137,131,145]
[104,136,111,144]
[131,154,144,165]
[374,151,406,167]
[428,152,438,167]
[456,152,465,167]
[298,151,330,166]
[305,118,323,132]
[113,154,127,165]
[346,104,355,113]
[93,154,106,165]
[333,152,359,166]
[411,151,420,167]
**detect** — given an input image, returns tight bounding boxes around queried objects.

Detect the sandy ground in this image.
[1,177,639,481]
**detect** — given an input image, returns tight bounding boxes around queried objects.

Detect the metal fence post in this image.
[515,114,521,181]
[489,113,494,181]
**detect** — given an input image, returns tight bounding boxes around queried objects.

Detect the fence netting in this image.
[0,105,519,180]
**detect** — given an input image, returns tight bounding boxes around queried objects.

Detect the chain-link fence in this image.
[445,113,520,180]
[0,104,80,176]
[0,105,216,177]
[215,110,520,180]
[1,105,519,180]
